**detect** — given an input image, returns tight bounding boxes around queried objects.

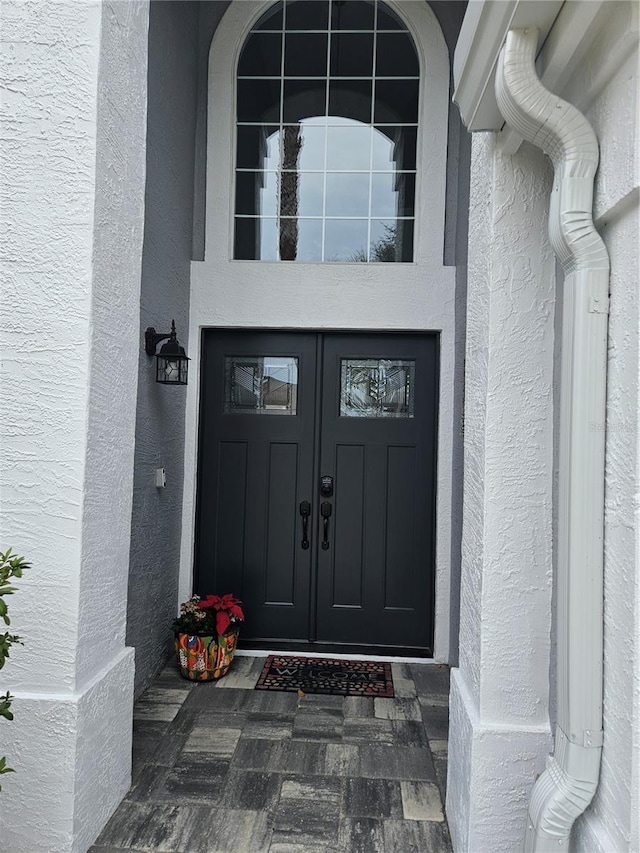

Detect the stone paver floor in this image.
[90,656,451,853]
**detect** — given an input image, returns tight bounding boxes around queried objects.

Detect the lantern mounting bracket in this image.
[145,321,178,356]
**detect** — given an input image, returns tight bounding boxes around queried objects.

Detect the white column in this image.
[0,2,149,851]
[447,133,556,852]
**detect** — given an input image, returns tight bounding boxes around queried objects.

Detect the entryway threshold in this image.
[236,649,443,665]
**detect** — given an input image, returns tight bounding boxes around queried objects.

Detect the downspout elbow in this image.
[524,730,602,852]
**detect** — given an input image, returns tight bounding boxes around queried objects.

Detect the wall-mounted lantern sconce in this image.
[145,320,189,385]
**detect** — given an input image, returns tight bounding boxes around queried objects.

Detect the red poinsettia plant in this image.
[173,593,245,637]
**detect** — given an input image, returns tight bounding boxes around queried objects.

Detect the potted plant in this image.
[173,593,245,681]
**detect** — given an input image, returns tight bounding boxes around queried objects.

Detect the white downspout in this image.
[495,29,610,852]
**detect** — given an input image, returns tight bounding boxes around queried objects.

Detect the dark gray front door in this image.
[195,330,438,654]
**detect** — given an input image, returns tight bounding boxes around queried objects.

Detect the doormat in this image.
[255,655,394,697]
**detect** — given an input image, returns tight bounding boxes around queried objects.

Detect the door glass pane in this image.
[224,357,298,414]
[340,358,415,417]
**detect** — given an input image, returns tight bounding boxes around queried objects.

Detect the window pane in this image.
[340,358,415,417]
[331,0,375,30]
[324,219,368,261]
[327,123,372,170]
[330,32,374,77]
[374,79,419,123]
[297,173,325,216]
[255,2,283,30]
[234,217,278,260]
[370,218,414,262]
[237,78,281,122]
[297,121,326,170]
[325,173,370,217]
[285,0,329,30]
[375,4,404,30]
[283,79,327,122]
[279,218,323,261]
[376,33,419,76]
[285,33,328,77]
[225,356,298,415]
[371,172,415,217]
[238,33,282,76]
[237,125,280,170]
[329,79,372,124]
[372,125,417,171]
[236,171,278,217]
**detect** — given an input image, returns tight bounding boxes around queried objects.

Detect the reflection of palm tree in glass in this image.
[349,223,397,263]
[279,125,302,260]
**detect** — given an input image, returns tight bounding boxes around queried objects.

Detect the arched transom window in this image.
[234,0,419,262]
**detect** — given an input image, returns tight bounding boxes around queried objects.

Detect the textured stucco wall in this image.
[450,3,639,852]
[0,1,149,850]
[126,0,200,699]
[447,133,556,851]
[564,5,639,850]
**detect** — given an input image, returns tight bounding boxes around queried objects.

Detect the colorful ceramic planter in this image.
[175,628,239,681]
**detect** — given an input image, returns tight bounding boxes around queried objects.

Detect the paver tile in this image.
[183,726,242,758]
[337,817,384,853]
[400,780,445,821]
[219,769,282,811]
[383,817,452,850]
[271,796,340,846]
[359,745,436,781]
[203,808,273,853]
[343,777,403,819]
[324,742,361,777]
[343,717,395,745]
[374,697,422,722]
[280,773,341,806]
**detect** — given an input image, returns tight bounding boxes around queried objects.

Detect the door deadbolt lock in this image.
[320,475,334,497]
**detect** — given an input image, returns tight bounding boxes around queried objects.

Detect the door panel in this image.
[195,330,438,653]
[315,334,438,651]
[196,331,316,641]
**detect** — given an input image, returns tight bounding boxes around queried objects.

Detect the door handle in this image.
[321,501,332,550]
[299,501,311,550]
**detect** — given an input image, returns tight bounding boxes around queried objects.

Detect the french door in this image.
[195,330,438,654]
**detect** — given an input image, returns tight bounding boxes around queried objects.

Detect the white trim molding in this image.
[453,0,563,131]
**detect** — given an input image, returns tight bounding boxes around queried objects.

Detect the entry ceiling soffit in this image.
[453,0,565,132]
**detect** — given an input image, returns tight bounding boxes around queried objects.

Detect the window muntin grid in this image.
[234,0,419,263]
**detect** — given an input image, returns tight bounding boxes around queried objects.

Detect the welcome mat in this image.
[255,655,394,697]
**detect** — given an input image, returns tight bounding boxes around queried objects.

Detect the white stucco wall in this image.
[0,1,149,850]
[450,3,639,851]
[447,133,556,851]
